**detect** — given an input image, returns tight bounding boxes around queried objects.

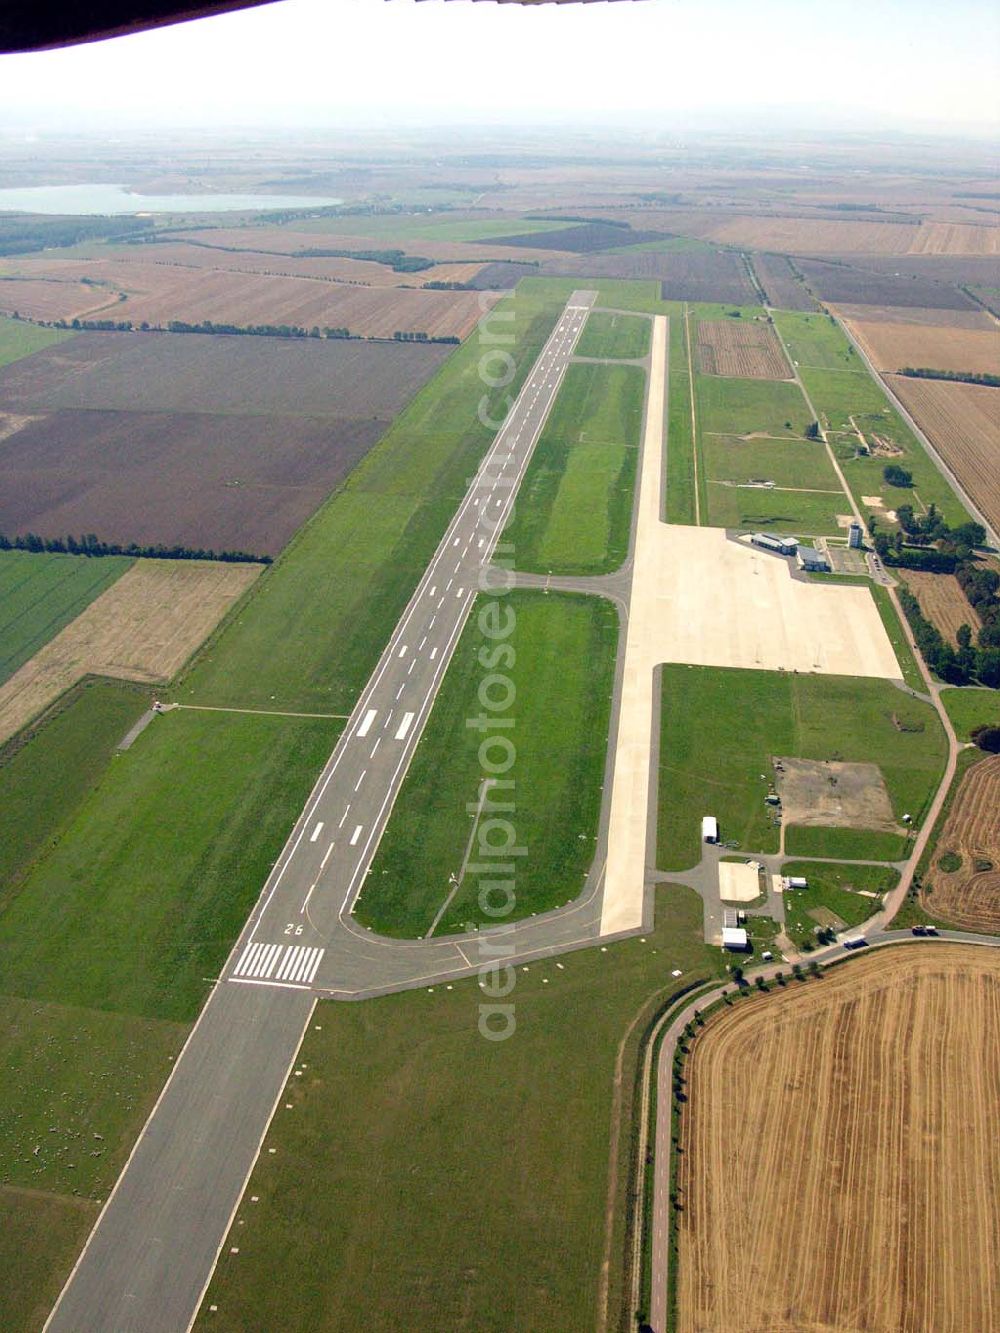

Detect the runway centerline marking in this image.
[338,805,350,827]
[320,841,334,869]
[354,770,366,791]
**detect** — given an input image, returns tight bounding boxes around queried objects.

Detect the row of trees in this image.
[870,505,986,571]
[1,531,270,565]
[51,316,455,345]
[898,587,1000,687]
[0,214,152,257]
[899,367,1000,389]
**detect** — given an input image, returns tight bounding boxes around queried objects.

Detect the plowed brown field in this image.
[677,945,1000,1333]
[847,318,1000,375]
[889,376,1000,533]
[0,276,118,322]
[898,570,982,646]
[833,304,995,332]
[926,756,1000,931]
[0,559,260,742]
[696,318,791,378]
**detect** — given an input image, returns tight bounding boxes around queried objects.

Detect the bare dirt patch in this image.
[774,756,899,831]
[925,756,1000,932]
[0,559,259,743]
[705,215,919,254]
[833,303,996,331]
[696,318,790,379]
[889,375,1000,535]
[677,945,1000,1333]
[897,570,982,647]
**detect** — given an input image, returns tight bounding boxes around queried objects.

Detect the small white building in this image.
[702,815,719,843]
[786,875,808,890]
[796,545,830,573]
[722,926,749,951]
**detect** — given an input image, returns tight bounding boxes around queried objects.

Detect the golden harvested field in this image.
[89,244,486,290]
[926,757,1000,932]
[846,318,1000,375]
[677,945,1000,1333]
[0,259,494,339]
[889,376,1000,534]
[695,318,790,378]
[833,303,996,332]
[0,559,259,743]
[909,222,1000,255]
[178,226,573,265]
[898,570,982,646]
[0,275,118,323]
[705,215,918,254]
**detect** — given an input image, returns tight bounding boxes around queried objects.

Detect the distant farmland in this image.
[797,257,979,310]
[0,332,450,554]
[542,246,757,304]
[747,253,816,311]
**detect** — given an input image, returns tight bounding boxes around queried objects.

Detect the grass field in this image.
[196,887,724,1333]
[940,686,1000,739]
[177,287,563,711]
[657,666,946,870]
[575,310,650,359]
[780,860,897,949]
[772,311,972,525]
[0,314,72,368]
[676,946,1000,1333]
[0,709,341,1022]
[0,997,188,1331]
[696,374,811,440]
[701,436,838,491]
[0,550,133,686]
[705,479,845,535]
[356,592,617,935]
[0,679,148,896]
[501,361,643,574]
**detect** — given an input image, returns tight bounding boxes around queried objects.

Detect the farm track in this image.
[676,946,1000,1333]
[925,756,1000,932]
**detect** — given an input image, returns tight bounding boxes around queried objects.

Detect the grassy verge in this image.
[666,310,697,524]
[0,550,133,685]
[871,584,925,691]
[356,591,617,935]
[696,374,812,441]
[783,825,913,860]
[0,314,73,368]
[705,483,845,535]
[0,709,342,1022]
[0,678,149,896]
[576,310,650,359]
[781,861,897,949]
[195,886,724,1333]
[657,666,946,871]
[175,287,564,711]
[939,686,1000,740]
[502,361,643,574]
[0,995,188,1330]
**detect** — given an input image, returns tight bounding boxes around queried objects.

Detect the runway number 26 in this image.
[285,923,304,936]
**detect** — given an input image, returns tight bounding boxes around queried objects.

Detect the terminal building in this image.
[751,532,798,557]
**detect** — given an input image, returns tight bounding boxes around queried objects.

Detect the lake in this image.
[0,183,343,215]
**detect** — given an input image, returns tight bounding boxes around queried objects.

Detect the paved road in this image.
[46,291,634,1333]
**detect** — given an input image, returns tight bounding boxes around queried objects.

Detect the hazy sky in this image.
[1,0,997,135]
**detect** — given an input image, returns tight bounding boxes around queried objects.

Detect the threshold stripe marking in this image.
[357,709,377,738]
[350,825,363,846]
[395,712,415,741]
[309,821,323,843]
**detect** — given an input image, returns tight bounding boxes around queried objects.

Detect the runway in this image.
[44,291,608,1333]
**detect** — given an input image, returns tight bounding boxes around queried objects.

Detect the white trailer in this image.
[701,815,719,844]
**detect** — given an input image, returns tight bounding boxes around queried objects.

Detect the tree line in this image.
[0,214,153,257]
[1,531,270,565]
[43,315,458,345]
[899,367,1000,389]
